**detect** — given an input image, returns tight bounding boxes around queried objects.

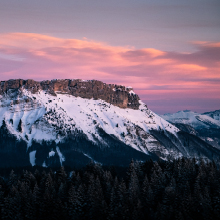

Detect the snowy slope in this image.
[203,110,220,121]
[1,88,220,167]
[0,89,180,159]
[162,110,220,129]
[161,110,220,150]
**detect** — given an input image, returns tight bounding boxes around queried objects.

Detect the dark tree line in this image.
[0,158,220,220]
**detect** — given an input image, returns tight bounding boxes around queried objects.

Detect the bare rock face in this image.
[0,79,140,109]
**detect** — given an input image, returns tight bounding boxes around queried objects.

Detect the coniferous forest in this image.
[0,159,220,220]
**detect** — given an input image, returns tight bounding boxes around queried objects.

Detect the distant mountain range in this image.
[161,110,220,150]
[0,79,220,167]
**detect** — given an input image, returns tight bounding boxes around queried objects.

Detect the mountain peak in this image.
[1,78,220,167]
[0,79,140,109]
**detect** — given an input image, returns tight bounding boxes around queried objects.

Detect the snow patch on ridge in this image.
[29,150,36,166]
[49,150,55,157]
[56,147,65,165]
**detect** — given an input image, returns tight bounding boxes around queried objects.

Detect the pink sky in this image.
[0,33,219,114]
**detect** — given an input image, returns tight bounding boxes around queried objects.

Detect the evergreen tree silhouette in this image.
[17,119,22,132]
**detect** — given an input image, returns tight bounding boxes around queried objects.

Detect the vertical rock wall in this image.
[0,79,140,109]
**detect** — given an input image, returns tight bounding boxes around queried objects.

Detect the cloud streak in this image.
[0,33,219,113]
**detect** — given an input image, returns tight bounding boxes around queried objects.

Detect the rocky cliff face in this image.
[0,79,140,109]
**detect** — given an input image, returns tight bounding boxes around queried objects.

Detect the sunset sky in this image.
[0,0,219,114]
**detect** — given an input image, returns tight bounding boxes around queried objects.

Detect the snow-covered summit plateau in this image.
[0,79,220,167]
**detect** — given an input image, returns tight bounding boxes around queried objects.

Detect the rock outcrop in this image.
[0,79,140,109]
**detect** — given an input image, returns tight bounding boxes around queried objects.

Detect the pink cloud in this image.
[0,33,219,113]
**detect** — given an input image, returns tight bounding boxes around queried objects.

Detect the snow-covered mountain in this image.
[203,110,220,122]
[0,79,220,167]
[162,110,220,150]
[162,110,220,129]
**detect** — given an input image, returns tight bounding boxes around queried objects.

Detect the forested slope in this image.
[0,159,220,219]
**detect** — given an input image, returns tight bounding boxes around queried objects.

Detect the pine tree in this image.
[142,175,150,203]
[8,170,17,187]
[128,167,140,215]
[3,185,22,219]
[101,171,113,204]
[0,119,7,131]
[41,173,56,219]
[68,185,78,218]
[87,175,107,219]
[17,119,22,132]
[32,183,40,220]
[108,188,116,220]
[56,166,67,186]
[181,181,192,219]
[201,187,213,220]
[0,190,4,219]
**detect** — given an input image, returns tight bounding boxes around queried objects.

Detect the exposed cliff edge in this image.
[0,79,140,109]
